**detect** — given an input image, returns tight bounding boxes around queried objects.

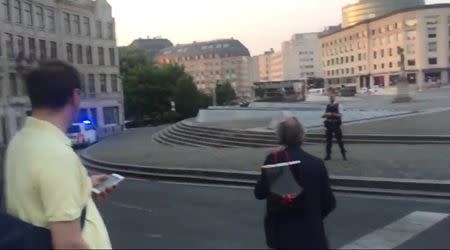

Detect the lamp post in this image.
[393,46,412,103]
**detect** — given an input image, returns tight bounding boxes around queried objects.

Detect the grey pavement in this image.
[87,127,450,181]
[311,109,450,136]
[98,178,450,249]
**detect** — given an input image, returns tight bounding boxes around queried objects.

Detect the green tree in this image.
[215,82,237,105]
[119,47,149,75]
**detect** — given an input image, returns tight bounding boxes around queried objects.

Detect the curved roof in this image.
[159,39,250,58]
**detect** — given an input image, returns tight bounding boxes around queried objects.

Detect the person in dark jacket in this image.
[254,116,336,250]
[322,91,347,161]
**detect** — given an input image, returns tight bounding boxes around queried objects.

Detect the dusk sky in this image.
[109,0,449,55]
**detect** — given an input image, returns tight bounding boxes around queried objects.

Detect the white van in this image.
[67,121,97,147]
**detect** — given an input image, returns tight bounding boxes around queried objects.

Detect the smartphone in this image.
[92,174,125,194]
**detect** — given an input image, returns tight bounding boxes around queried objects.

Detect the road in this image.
[97,178,450,249]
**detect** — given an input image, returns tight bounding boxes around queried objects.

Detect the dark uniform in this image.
[254,146,336,249]
[324,103,347,160]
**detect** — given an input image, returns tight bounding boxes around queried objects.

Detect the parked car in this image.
[67,121,97,147]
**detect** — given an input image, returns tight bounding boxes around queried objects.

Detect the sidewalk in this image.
[86,127,450,181]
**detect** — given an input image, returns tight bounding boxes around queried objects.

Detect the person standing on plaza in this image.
[322,90,347,161]
[4,61,113,249]
[254,116,336,249]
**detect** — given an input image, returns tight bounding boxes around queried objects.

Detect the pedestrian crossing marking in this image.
[339,211,448,249]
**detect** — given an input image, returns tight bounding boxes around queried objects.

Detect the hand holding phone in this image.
[92,174,124,195]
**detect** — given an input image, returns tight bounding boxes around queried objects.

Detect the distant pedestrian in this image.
[323,91,347,161]
[2,61,114,249]
[254,116,336,250]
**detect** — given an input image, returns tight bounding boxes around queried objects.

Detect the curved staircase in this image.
[152,120,450,148]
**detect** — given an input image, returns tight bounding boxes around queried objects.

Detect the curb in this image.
[80,150,450,199]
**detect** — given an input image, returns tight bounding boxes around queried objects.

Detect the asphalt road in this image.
[97,178,450,249]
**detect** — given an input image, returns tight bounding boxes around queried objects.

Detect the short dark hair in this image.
[277,117,305,147]
[25,61,81,109]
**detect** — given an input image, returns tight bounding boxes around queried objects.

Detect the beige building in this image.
[321,4,450,90]
[342,0,424,28]
[157,39,253,98]
[282,33,323,80]
[0,0,123,145]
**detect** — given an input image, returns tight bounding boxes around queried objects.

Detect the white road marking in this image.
[109,200,153,214]
[340,211,449,249]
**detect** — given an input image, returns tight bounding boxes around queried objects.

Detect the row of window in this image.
[2,0,55,31]
[1,33,57,59]
[0,73,119,97]
[325,53,367,66]
[1,0,115,40]
[0,33,117,66]
[82,74,119,95]
[65,43,116,66]
[63,11,114,40]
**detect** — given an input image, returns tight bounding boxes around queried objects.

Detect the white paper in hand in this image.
[262,161,303,196]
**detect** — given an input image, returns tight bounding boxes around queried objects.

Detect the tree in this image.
[119,47,149,75]
[215,82,237,105]
[174,75,202,118]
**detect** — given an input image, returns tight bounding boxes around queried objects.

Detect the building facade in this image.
[321,4,450,90]
[342,0,425,28]
[0,0,123,145]
[128,37,173,59]
[157,39,253,97]
[282,33,322,80]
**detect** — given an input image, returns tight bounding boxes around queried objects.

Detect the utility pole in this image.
[393,46,412,103]
[212,86,217,106]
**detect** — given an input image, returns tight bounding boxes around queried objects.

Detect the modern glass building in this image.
[342,0,425,28]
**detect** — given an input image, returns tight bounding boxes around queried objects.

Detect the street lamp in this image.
[393,46,412,103]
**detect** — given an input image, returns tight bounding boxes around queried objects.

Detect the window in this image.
[408,59,416,66]
[425,16,439,25]
[406,31,416,41]
[429,58,437,65]
[6,33,13,58]
[111,74,118,92]
[66,43,73,63]
[13,0,21,24]
[358,66,363,71]
[3,0,11,21]
[47,9,55,32]
[99,74,107,92]
[24,2,32,26]
[389,48,393,57]
[64,12,71,33]
[35,6,44,28]
[345,56,348,63]
[28,37,35,59]
[86,46,93,64]
[381,49,384,58]
[358,53,362,61]
[9,73,17,96]
[427,27,437,38]
[107,22,114,39]
[73,15,81,35]
[381,63,385,69]
[103,107,119,125]
[76,44,83,64]
[428,42,437,52]
[50,41,57,59]
[88,74,95,93]
[98,47,104,65]
[96,20,102,39]
[83,17,90,36]
[17,35,24,55]
[374,64,377,70]
[109,48,116,66]
[39,40,46,59]
[389,62,393,68]
[373,51,377,59]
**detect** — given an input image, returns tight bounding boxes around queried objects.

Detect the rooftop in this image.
[320,3,450,38]
[158,39,250,58]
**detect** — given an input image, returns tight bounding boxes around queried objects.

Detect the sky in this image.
[109,0,449,55]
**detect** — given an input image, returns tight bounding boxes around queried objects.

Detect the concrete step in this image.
[161,129,234,148]
[170,124,279,147]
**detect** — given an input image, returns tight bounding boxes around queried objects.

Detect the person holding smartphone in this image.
[4,61,114,249]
